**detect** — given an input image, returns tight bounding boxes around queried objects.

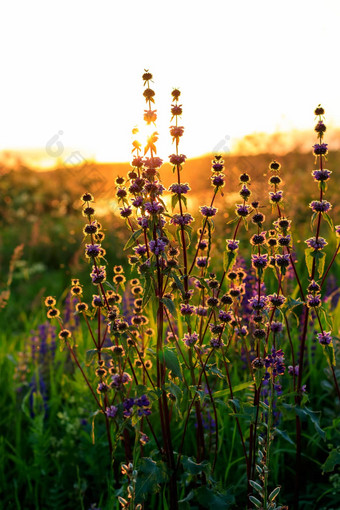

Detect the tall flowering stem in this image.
[293,105,338,509]
[169,89,189,292]
[169,88,208,463]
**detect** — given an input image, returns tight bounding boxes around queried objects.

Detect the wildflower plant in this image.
[44,74,340,510]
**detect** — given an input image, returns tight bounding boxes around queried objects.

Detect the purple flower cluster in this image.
[312,169,332,181]
[170,126,184,139]
[132,196,144,208]
[251,254,268,270]
[210,337,223,348]
[200,205,218,218]
[275,253,290,268]
[111,372,132,389]
[278,234,291,247]
[85,244,101,258]
[105,405,118,418]
[309,200,332,213]
[196,256,209,268]
[131,156,144,168]
[211,174,225,187]
[235,325,248,336]
[235,204,251,217]
[170,213,194,226]
[270,321,284,333]
[144,181,165,196]
[226,239,240,251]
[134,244,148,256]
[180,303,195,316]
[144,157,163,169]
[306,294,321,308]
[218,310,233,323]
[120,206,132,218]
[313,143,328,155]
[317,331,332,345]
[196,305,208,316]
[264,348,285,378]
[269,191,283,203]
[149,238,167,255]
[182,332,199,347]
[137,216,149,228]
[268,293,286,308]
[248,295,268,311]
[305,237,328,250]
[169,154,187,165]
[212,162,224,172]
[169,183,190,194]
[90,265,106,284]
[144,201,164,215]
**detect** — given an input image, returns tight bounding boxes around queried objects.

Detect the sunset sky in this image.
[1,0,340,166]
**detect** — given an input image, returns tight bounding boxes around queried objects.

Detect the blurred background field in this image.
[1,148,340,330]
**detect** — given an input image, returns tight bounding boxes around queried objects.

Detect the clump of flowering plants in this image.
[45,74,340,509]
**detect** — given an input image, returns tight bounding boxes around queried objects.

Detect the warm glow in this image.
[1,0,340,165]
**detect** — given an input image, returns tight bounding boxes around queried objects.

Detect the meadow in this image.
[0,74,340,510]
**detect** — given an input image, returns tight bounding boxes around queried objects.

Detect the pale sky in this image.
[0,0,339,165]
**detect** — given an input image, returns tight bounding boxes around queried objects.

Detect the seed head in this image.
[81,192,94,202]
[314,105,324,116]
[171,88,181,100]
[47,308,60,319]
[76,302,88,312]
[44,296,56,307]
[142,70,153,82]
[269,160,281,172]
[59,329,71,340]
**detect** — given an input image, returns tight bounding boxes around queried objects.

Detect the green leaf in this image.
[319,180,328,193]
[159,348,182,380]
[161,297,177,318]
[123,228,143,251]
[90,409,102,445]
[172,272,185,296]
[207,364,225,379]
[165,380,182,401]
[249,480,263,494]
[171,194,179,210]
[269,486,280,501]
[183,225,193,247]
[284,296,304,312]
[322,448,340,473]
[134,458,169,502]
[182,456,210,476]
[282,404,325,440]
[178,490,194,504]
[275,428,295,445]
[310,212,318,231]
[223,250,236,272]
[323,212,334,230]
[322,342,336,367]
[254,366,265,389]
[213,380,253,399]
[304,248,314,277]
[194,487,235,509]
[86,349,98,366]
[249,495,262,508]
[142,277,154,307]
[313,250,326,278]
[227,216,239,225]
